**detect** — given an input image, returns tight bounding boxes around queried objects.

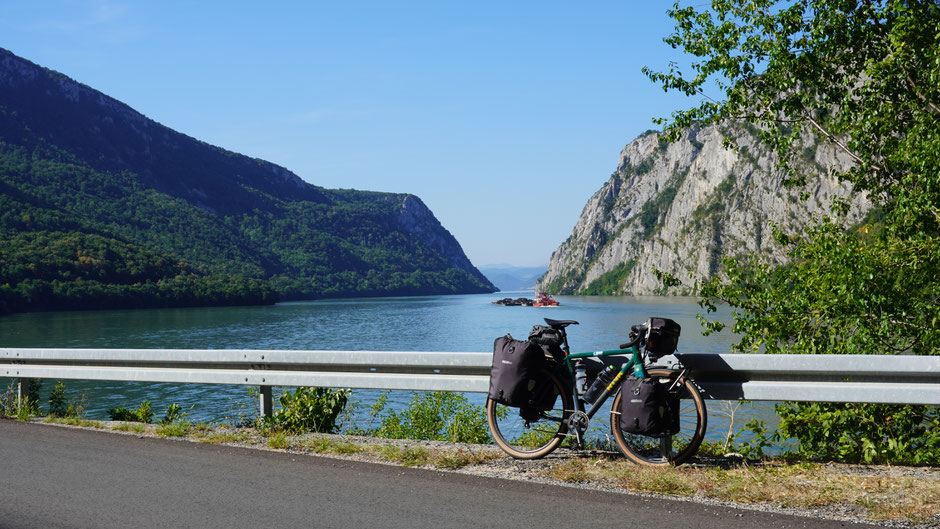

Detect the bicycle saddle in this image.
[543,318,579,329]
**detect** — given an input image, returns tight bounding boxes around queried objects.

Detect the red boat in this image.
[532,293,559,307]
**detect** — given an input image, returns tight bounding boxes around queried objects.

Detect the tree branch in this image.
[803,114,867,167]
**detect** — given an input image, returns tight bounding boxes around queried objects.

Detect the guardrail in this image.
[2,348,938,417]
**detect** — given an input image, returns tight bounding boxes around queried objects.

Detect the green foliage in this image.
[540,267,586,295]
[700,222,940,355]
[648,0,940,464]
[14,398,41,421]
[156,420,193,438]
[0,383,15,418]
[47,381,67,418]
[260,387,350,435]
[774,403,940,465]
[1,380,43,421]
[266,431,291,449]
[581,260,636,295]
[639,184,679,238]
[108,401,154,423]
[649,1,940,354]
[160,403,184,425]
[153,403,194,436]
[371,391,490,444]
[381,445,432,466]
[46,380,86,419]
[0,54,496,315]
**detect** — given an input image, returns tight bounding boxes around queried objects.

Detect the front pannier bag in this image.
[489,334,556,409]
[619,377,680,436]
[645,317,681,360]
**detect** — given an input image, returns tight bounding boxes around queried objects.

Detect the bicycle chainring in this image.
[566,410,590,432]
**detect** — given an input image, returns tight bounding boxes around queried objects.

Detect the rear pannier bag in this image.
[619,377,680,436]
[528,325,566,363]
[489,335,558,410]
[646,318,681,360]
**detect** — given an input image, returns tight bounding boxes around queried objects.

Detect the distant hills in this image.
[479,264,547,292]
[0,48,495,314]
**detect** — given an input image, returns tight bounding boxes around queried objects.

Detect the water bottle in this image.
[584,365,617,403]
[574,360,588,395]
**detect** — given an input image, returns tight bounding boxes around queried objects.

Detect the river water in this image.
[0,292,774,445]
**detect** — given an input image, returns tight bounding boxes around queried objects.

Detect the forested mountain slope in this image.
[0,48,494,314]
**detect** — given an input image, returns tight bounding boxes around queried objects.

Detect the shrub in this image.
[47,381,67,417]
[161,403,184,425]
[372,391,490,444]
[773,402,940,465]
[260,387,350,434]
[108,401,154,423]
[46,381,86,419]
[0,383,16,417]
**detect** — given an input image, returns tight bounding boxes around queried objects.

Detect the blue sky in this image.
[1,1,700,268]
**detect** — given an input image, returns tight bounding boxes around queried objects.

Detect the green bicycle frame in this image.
[559,345,649,420]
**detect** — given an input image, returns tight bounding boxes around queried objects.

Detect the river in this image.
[0,292,774,445]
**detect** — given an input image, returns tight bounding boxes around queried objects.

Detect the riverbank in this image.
[30,417,940,528]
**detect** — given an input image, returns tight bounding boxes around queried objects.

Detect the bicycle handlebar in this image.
[618,322,649,349]
[618,335,642,350]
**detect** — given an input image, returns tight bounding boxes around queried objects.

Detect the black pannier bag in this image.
[619,377,680,436]
[528,324,566,363]
[645,317,681,360]
[488,335,559,410]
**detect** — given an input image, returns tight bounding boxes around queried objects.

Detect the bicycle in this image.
[485,318,707,466]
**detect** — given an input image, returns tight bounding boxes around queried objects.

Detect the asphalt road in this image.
[1,420,874,529]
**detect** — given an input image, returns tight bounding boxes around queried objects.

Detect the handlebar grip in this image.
[619,337,641,350]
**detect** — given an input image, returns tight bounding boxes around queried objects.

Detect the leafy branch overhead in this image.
[647,0,940,356]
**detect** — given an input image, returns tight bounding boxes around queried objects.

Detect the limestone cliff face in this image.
[538,125,869,295]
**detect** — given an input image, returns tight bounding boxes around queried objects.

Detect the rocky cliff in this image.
[538,124,869,295]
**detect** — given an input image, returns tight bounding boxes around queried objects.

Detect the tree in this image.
[646,0,940,463]
[646,0,940,356]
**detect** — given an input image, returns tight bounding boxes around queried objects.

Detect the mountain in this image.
[0,48,495,314]
[478,264,547,291]
[538,124,870,295]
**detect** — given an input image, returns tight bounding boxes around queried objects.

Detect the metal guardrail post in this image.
[259,386,274,419]
[17,378,30,407]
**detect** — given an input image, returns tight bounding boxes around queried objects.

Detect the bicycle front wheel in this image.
[610,369,707,466]
[486,370,573,459]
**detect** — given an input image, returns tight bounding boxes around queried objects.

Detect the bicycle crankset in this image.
[566,411,590,449]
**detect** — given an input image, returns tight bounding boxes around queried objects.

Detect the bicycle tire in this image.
[609,368,707,466]
[486,370,573,459]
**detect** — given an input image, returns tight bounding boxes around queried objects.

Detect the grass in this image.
[44,416,105,429]
[266,431,291,449]
[543,456,940,524]
[194,431,251,444]
[111,422,148,433]
[435,448,494,470]
[299,437,366,455]
[156,420,194,438]
[380,445,431,466]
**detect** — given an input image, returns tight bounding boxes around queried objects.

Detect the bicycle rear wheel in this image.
[610,369,707,466]
[486,370,573,459]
